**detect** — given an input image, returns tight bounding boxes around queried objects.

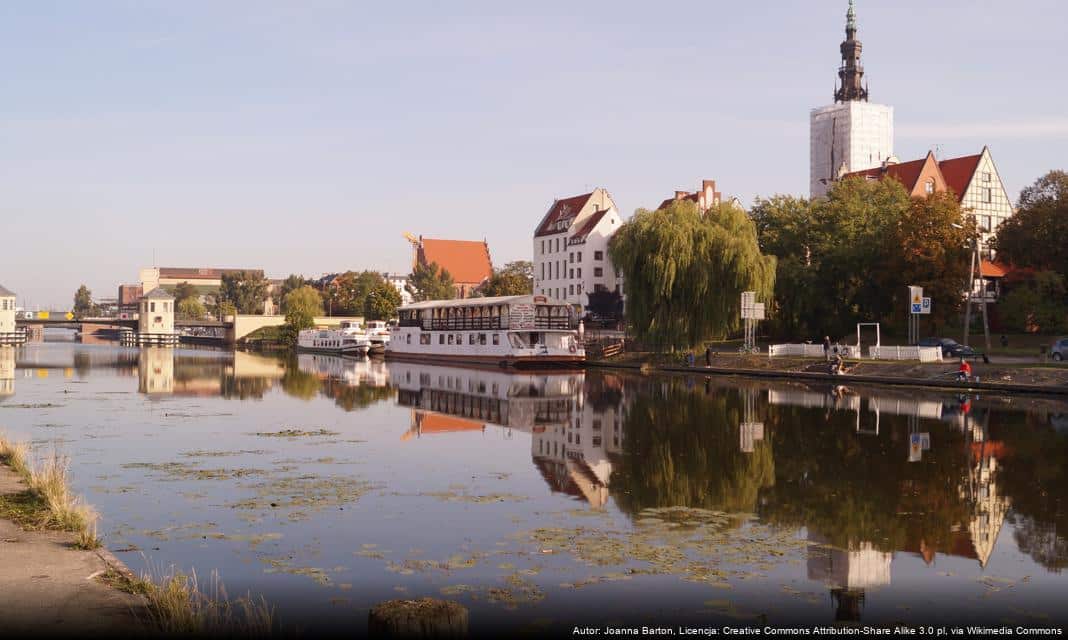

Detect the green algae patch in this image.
[122,461,268,481]
[252,429,339,438]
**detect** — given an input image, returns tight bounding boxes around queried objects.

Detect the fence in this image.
[768,344,860,358]
[868,346,943,362]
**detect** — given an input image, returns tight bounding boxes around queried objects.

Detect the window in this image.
[492,334,500,345]
[456,334,462,345]
[925,180,935,195]
[150,302,156,312]
[984,188,993,203]
[569,284,574,295]
[594,251,604,260]
[983,172,992,183]
[406,334,411,344]
[577,252,582,262]
[479,333,486,345]
[594,267,604,277]
[447,334,453,345]
[569,252,574,263]
[469,333,476,345]
[577,268,582,278]
[541,240,545,254]
[569,269,574,279]
[577,283,582,294]
[554,238,559,252]
[420,334,431,345]
[540,263,544,280]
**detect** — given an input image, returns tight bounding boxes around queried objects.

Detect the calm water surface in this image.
[1,341,1066,633]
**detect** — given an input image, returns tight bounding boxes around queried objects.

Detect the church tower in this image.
[809,0,894,198]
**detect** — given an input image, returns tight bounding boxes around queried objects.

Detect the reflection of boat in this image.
[297,321,370,356]
[297,353,389,387]
[389,295,584,367]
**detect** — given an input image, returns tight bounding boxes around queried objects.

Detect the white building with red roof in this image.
[532,187,624,315]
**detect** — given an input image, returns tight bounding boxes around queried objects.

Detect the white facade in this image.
[810,101,894,198]
[958,148,1014,251]
[533,187,625,315]
[0,289,15,335]
[139,289,175,335]
[383,272,413,306]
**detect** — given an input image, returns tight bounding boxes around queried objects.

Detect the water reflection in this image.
[7,344,1068,626]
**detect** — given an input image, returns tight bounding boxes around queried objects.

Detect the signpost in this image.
[906,286,931,345]
[740,292,764,354]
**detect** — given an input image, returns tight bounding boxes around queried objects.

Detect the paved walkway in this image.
[0,465,147,635]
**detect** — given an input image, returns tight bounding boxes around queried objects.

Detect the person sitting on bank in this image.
[957,357,972,382]
[830,353,846,375]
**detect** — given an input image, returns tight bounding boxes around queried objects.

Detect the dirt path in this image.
[0,465,147,635]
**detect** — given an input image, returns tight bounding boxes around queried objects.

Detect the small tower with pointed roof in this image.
[123,287,178,346]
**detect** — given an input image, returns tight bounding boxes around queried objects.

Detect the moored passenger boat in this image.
[387,295,584,367]
[296,321,370,356]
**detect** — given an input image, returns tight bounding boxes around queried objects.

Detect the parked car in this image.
[918,337,982,360]
[1050,337,1068,362]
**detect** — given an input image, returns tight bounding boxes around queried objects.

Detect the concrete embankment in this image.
[587,354,1068,396]
[0,464,145,635]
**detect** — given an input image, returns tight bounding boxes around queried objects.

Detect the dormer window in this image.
[925,180,935,195]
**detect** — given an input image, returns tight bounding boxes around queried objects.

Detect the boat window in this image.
[406,334,411,344]
[439,334,444,344]
[492,334,500,346]
[455,334,462,345]
[448,334,454,345]
[479,334,486,345]
[469,334,476,345]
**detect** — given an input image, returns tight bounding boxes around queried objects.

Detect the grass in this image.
[101,565,275,637]
[0,435,102,549]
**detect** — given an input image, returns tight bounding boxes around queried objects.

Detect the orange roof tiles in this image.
[980,260,1009,278]
[418,238,492,285]
[844,157,928,191]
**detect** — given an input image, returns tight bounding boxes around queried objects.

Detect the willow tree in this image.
[609,200,775,350]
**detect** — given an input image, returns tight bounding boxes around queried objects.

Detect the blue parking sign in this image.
[911,303,922,314]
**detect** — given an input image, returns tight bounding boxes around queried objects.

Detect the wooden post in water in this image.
[368,598,469,639]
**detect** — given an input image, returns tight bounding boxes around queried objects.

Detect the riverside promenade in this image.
[0,464,145,635]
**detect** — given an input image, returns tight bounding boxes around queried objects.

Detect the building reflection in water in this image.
[0,346,15,399]
[767,385,1010,620]
[389,363,627,508]
[135,349,286,398]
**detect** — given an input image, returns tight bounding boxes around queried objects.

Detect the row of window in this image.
[407,332,502,347]
[0,299,13,311]
[539,235,608,261]
[539,262,606,281]
[539,283,618,299]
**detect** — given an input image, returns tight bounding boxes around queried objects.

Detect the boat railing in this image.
[426,317,504,331]
[534,317,572,330]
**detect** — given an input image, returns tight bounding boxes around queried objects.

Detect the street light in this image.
[953,220,991,354]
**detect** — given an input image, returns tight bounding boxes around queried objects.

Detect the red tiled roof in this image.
[535,192,593,237]
[939,153,983,202]
[980,260,1009,278]
[569,209,609,244]
[843,157,929,192]
[418,238,492,285]
[658,192,701,210]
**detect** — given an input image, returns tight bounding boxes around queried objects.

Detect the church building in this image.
[810,0,894,198]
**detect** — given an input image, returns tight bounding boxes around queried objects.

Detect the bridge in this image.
[16,315,361,345]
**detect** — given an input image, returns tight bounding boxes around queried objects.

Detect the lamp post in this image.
[956,219,991,355]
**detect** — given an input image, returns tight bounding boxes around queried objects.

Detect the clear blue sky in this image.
[2,0,1065,308]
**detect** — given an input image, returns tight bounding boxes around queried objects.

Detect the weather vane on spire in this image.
[846,0,857,33]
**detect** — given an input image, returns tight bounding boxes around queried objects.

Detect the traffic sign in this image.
[920,298,932,315]
[911,303,922,314]
[65,312,74,320]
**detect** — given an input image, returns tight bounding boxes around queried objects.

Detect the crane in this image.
[402,232,420,269]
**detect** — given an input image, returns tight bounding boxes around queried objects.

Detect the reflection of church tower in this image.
[138,347,175,395]
[0,347,15,399]
[810,0,894,198]
[807,531,892,622]
[962,416,1009,568]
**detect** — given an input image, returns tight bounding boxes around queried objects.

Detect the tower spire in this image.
[835,0,868,103]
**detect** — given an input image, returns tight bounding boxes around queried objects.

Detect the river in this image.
[1,341,1066,633]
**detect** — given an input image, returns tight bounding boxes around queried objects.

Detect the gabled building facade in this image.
[939,146,1013,251]
[842,151,946,198]
[414,237,493,299]
[532,187,624,315]
[657,180,722,211]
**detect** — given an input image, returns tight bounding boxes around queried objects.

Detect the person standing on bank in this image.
[705,345,712,367]
[823,336,831,361]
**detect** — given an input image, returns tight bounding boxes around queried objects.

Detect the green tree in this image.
[882,192,974,330]
[177,297,207,320]
[997,270,1068,333]
[365,281,402,320]
[215,300,237,319]
[280,285,323,346]
[476,261,533,297]
[406,262,456,302]
[278,274,307,312]
[173,281,198,304]
[218,271,269,315]
[609,200,776,350]
[73,285,97,318]
[993,171,1068,276]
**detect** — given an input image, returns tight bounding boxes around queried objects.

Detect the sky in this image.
[2,0,1066,308]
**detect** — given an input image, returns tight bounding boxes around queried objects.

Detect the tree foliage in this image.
[609,200,775,349]
[993,170,1068,276]
[278,274,307,312]
[73,285,97,318]
[997,270,1068,333]
[476,261,533,297]
[322,271,400,319]
[173,281,198,304]
[406,262,456,302]
[280,285,322,346]
[218,271,269,315]
[752,178,972,338]
[177,297,206,320]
